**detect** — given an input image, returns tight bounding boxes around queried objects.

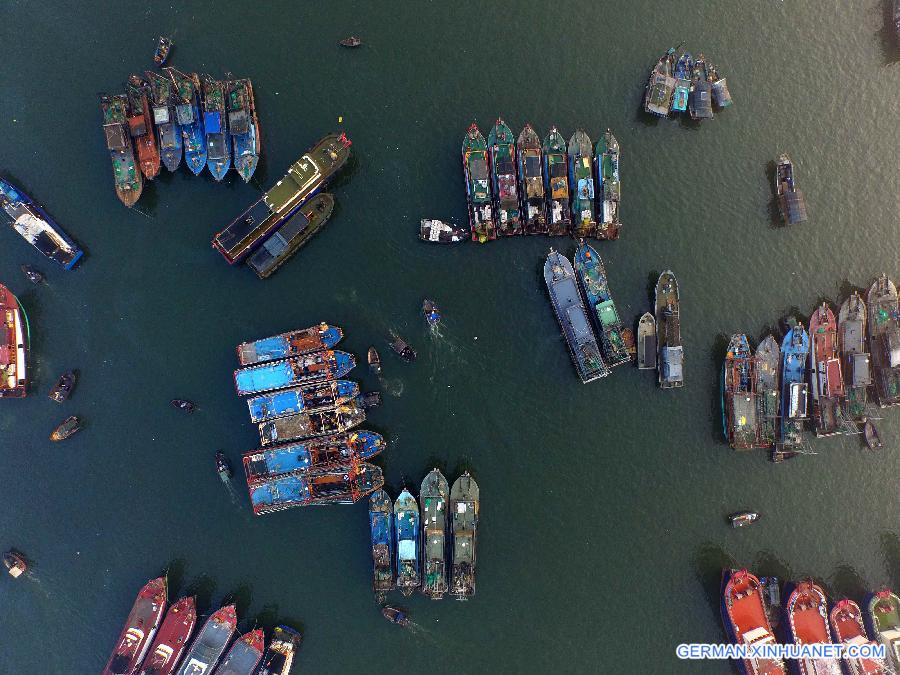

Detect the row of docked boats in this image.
[212,133,351,277]
[461,120,622,242]
[721,570,900,674]
[99,68,261,206]
[369,470,479,602]
[644,47,732,120]
[231,323,386,515]
[103,576,301,675]
[722,275,900,459]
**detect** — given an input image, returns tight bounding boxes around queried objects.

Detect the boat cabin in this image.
[788,382,809,419]
[848,352,872,387]
[661,345,683,383]
[103,123,127,152]
[884,328,900,368]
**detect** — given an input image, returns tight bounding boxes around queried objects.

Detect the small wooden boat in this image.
[3,550,27,578]
[49,370,76,403]
[368,347,382,375]
[389,334,416,362]
[863,418,883,449]
[21,265,43,284]
[171,398,195,413]
[637,312,657,370]
[419,219,468,243]
[361,391,382,409]
[622,328,636,357]
[381,606,409,627]
[50,416,81,441]
[154,36,173,65]
[340,36,362,48]
[216,451,232,480]
[423,299,441,326]
[729,511,759,528]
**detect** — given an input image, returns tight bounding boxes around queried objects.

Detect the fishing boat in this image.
[247,461,384,514]
[0,283,26,398]
[243,431,385,482]
[728,511,759,528]
[867,274,900,408]
[637,313,657,371]
[21,265,43,283]
[516,124,547,234]
[754,335,781,449]
[50,415,81,441]
[863,418,883,449]
[233,350,355,396]
[487,118,522,236]
[247,379,359,423]
[830,599,889,674]
[202,75,231,180]
[175,604,237,675]
[866,590,900,672]
[394,488,421,596]
[0,177,83,269]
[594,130,621,240]
[368,347,382,374]
[171,399,195,412]
[369,489,394,600]
[776,322,809,459]
[786,580,841,675]
[138,596,197,675]
[102,577,168,675]
[340,36,362,47]
[99,93,143,206]
[228,78,261,182]
[568,130,596,238]
[164,68,206,175]
[216,628,265,675]
[719,569,786,675]
[723,334,758,449]
[215,451,233,481]
[644,48,677,117]
[420,469,449,600]
[671,52,692,113]
[256,626,302,675]
[461,123,496,242]
[450,472,479,600]
[246,193,336,279]
[423,299,440,326]
[145,70,183,172]
[257,399,365,446]
[153,36,173,65]
[126,74,161,180]
[707,61,733,108]
[574,242,631,368]
[382,606,410,627]
[419,218,468,243]
[3,550,27,578]
[49,370,76,402]
[655,270,683,389]
[542,127,571,236]
[389,333,416,362]
[237,323,343,366]
[213,133,351,263]
[809,303,846,437]
[775,154,808,225]
[688,55,714,120]
[838,292,872,421]
[543,249,609,383]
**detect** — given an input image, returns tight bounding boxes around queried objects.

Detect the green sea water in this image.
[1,1,898,672]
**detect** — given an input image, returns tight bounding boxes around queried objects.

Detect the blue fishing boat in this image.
[247,380,360,422]
[394,489,420,596]
[145,70,183,172]
[0,177,83,269]
[257,399,365,446]
[776,322,809,459]
[593,130,621,240]
[568,130,596,238]
[369,489,394,600]
[233,350,355,396]
[165,68,206,175]
[202,75,231,180]
[237,323,343,366]
[671,52,692,113]
[247,462,384,515]
[228,78,261,182]
[573,242,632,368]
[242,431,385,482]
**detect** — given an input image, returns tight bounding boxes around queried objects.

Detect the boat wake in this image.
[381,377,405,397]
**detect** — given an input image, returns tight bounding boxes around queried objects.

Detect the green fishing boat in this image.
[574,241,632,368]
[99,93,143,207]
[487,118,521,236]
[594,130,621,241]
[420,469,449,600]
[462,123,496,242]
[542,127,570,236]
[568,130,596,239]
[516,123,547,234]
[838,292,871,419]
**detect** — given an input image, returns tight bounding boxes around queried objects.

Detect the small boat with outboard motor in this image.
[340,36,362,47]
[671,51,692,113]
[830,598,889,675]
[574,241,631,369]
[516,123,547,234]
[838,292,871,420]
[867,589,900,672]
[247,460,384,514]
[723,334,757,449]
[728,511,759,528]
[145,69,183,172]
[102,577,168,675]
[395,488,421,596]
[369,489,394,599]
[138,595,197,675]
[382,606,410,627]
[419,218,468,243]
[720,569,786,675]
[368,347,382,374]
[234,350,355,396]
[688,54,714,121]
[867,274,900,408]
[488,118,522,236]
[216,451,233,481]
[165,68,207,176]
[423,299,441,326]
[171,398,196,413]
[543,126,571,236]
[228,78,261,182]
[786,580,841,675]
[637,313,657,370]
[1,177,83,269]
[237,323,343,367]
[0,283,26,398]
[461,123,496,242]
[175,604,237,675]
[644,47,677,117]
[421,468,449,600]
[594,130,621,240]
[216,628,265,675]
[256,625,302,675]
[202,75,231,180]
[755,335,781,449]
[450,472,479,600]
[50,416,81,441]
[389,333,416,362]
[99,93,143,206]
[775,154,808,225]
[153,36,173,65]
[862,418,883,449]
[655,270,683,389]
[3,550,27,578]
[775,321,809,461]
[243,431,384,482]
[809,303,846,438]
[125,74,161,180]
[49,370,76,403]
[568,130,596,238]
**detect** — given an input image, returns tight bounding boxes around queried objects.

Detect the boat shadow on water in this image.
[220,582,254,619]
[250,602,305,637]
[691,543,737,623]
[709,333,731,444]
[182,574,218,616]
[826,563,870,601]
[163,557,188,597]
[764,161,784,228]
[881,531,900,589]
[877,0,900,64]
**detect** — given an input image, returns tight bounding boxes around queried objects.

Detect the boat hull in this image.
[243,430,385,482]
[248,462,384,514]
[655,271,683,388]
[394,489,421,596]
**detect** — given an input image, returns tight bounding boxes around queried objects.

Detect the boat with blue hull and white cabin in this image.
[237,323,343,366]
[242,430,385,482]
[233,350,355,396]
[247,379,359,422]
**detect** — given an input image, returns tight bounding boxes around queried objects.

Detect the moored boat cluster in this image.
[230,323,386,515]
[722,274,900,461]
[644,47,732,120]
[103,576,301,675]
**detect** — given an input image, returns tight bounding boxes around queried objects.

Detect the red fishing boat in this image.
[786,579,841,675]
[102,577,167,675]
[809,303,845,437]
[138,596,196,675]
[720,569,786,674]
[126,75,161,180]
[829,599,889,674]
[216,628,266,674]
[0,283,26,398]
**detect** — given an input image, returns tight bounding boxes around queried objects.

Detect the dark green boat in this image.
[487,118,521,236]
[542,127,570,236]
[420,469,449,600]
[574,241,632,368]
[568,130,596,239]
[517,124,548,234]
[462,123,497,242]
[594,130,621,241]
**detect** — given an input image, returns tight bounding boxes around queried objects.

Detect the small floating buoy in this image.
[338,115,343,123]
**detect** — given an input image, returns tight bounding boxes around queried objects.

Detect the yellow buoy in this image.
[338,116,343,123]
